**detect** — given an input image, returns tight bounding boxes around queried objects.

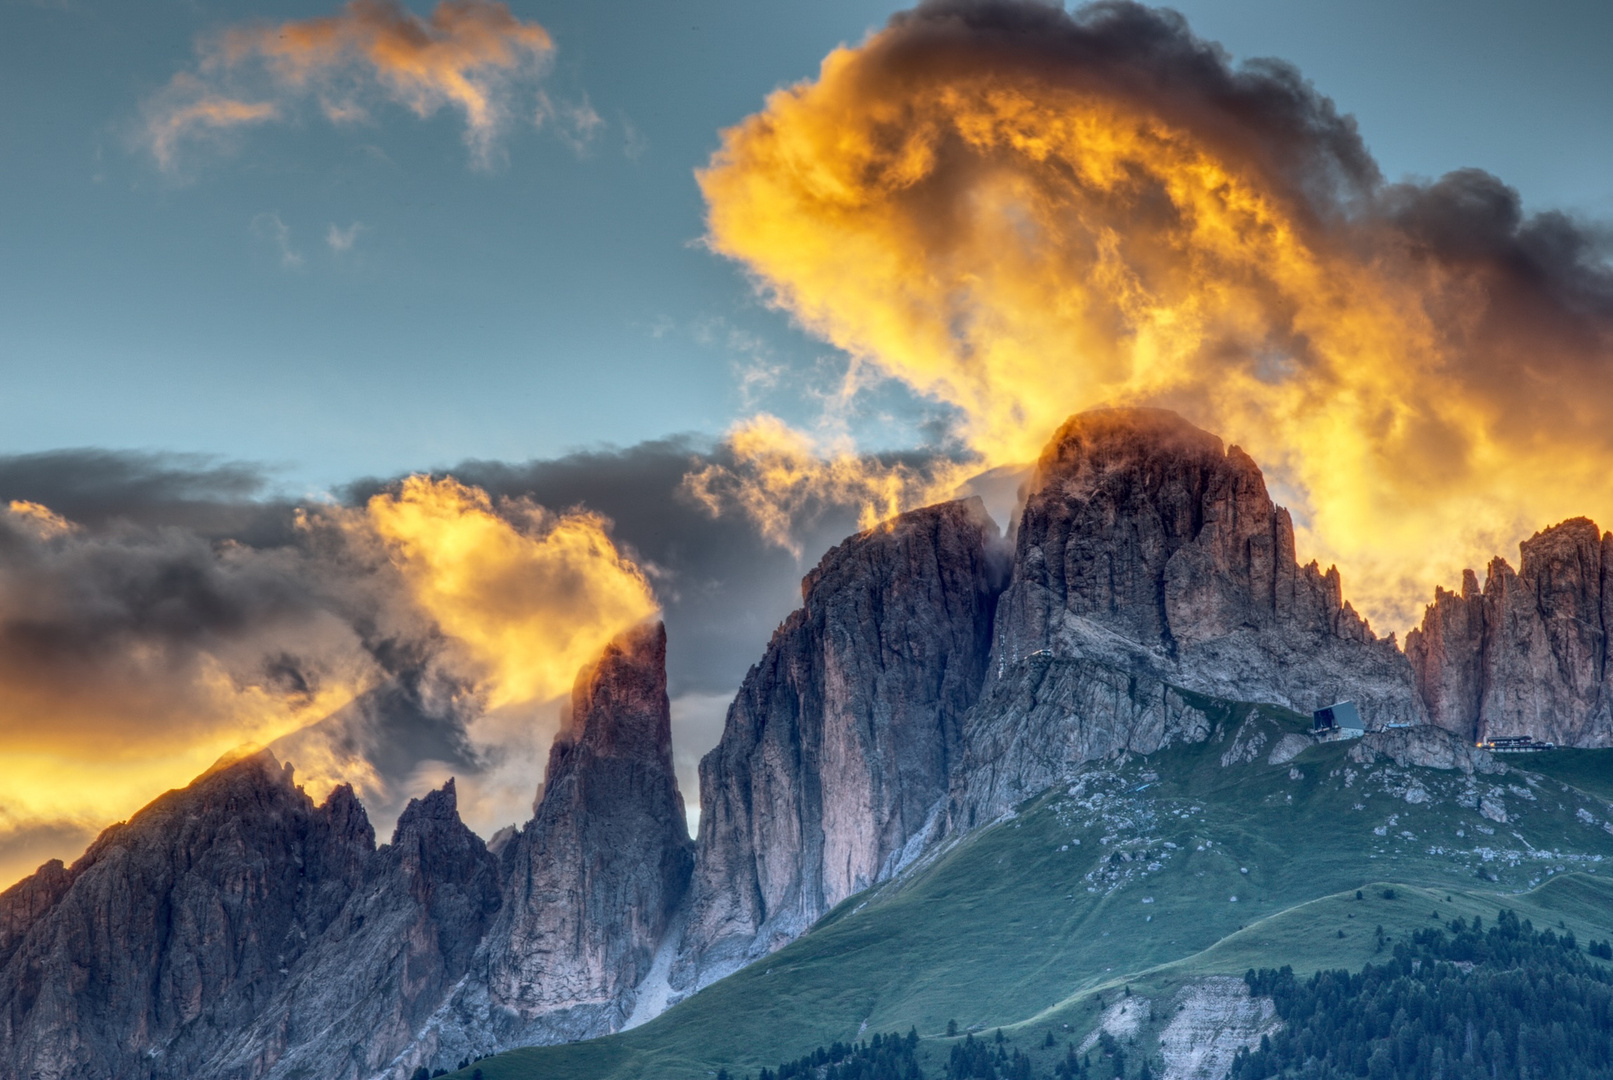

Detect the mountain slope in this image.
[202,779,502,1080]
[454,698,1613,1080]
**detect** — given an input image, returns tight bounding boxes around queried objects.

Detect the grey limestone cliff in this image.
[421,620,694,1067]
[1406,517,1613,747]
[672,499,1007,992]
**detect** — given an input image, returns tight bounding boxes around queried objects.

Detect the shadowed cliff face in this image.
[0,751,376,1080]
[1407,517,1613,747]
[204,779,503,1080]
[673,498,1008,992]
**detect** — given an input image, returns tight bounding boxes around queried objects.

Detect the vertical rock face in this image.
[953,409,1423,824]
[0,860,72,974]
[673,499,1006,991]
[0,751,374,1080]
[1406,517,1613,746]
[426,620,694,1062]
[205,780,502,1080]
[1405,569,1486,736]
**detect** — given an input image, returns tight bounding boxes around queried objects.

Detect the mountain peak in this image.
[195,745,295,789]
[392,778,462,839]
[678,495,1005,990]
[552,619,670,770]
[1031,407,1249,499]
[436,617,693,1054]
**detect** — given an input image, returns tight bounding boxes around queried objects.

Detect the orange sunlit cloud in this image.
[357,475,659,710]
[144,0,553,169]
[0,478,657,888]
[682,415,940,556]
[0,500,377,887]
[697,1,1613,633]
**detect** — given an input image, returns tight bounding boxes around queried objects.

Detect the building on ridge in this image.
[1312,701,1363,740]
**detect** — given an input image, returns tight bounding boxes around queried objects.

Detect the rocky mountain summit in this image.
[0,752,376,1080]
[7,407,1613,1079]
[951,408,1424,825]
[1407,516,1613,748]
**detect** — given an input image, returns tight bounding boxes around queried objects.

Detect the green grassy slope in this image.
[454,707,1613,1080]
[1522,748,1613,803]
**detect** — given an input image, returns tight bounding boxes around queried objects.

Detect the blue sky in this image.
[3,0,1611,493]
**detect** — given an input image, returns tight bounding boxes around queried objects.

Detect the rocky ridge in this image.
[204,778,502,1080]
[1407,516,1613,747]
[0,622,692,1080]
[0,752,375,1080]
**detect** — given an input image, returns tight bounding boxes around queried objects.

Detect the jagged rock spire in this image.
[424,620,694,1062]
[1407,517,1613,747]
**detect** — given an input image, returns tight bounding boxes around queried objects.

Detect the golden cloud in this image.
[682,415,946,556]
[357,475,659,710]
[698,1,1613,632]
[145,0,553,169]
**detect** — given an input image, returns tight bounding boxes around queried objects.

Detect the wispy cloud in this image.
[535,91,604,155]
[326,221,364,253]
[144,75,279,171]
[252,213,303,268]
[143,0,553,171]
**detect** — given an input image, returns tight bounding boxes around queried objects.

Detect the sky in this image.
[1,0,1611,889]
[4,0,1611,489]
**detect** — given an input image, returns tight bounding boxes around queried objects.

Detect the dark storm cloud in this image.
[0,448,296,543]
[881,0,1382,217]
[1381,169,1613,441]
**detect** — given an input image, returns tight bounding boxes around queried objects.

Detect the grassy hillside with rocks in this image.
[447,699,1613,1080]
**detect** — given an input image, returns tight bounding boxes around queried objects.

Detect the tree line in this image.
[1231,909,1613,1079]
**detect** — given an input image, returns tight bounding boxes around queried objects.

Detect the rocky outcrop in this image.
[204,780,502,1080]
[672,499,1007,992]
[1407,518,1613,747]
[1347,725,1504,776]
[954,409,1423,824]
[0,860,71,974]
[950,655,1212,830]
[422,620,694,1066]
[0,622,700,1080]
[1158,977,1281,1080]
[0,751,374,1080]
